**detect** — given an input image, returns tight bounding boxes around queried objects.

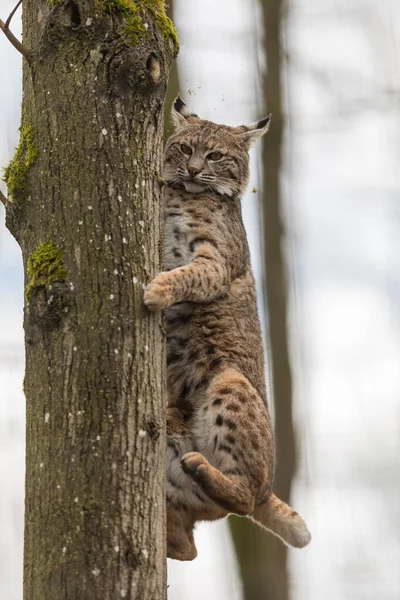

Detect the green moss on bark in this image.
[3,118,38,206]
[26,241,67,300]
[147,0,178,43]
[95,0,178,47]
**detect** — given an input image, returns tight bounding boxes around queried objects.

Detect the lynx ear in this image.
[238,114,272,145]
[171,96,200,130]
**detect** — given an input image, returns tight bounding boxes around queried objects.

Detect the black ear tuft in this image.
[257,114,272,129]
[236,113,271,145]
[174,95,186,114]
[171,96,200,128]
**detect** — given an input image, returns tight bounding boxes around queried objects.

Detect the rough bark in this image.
[2,1,177,599]
[164,0,180,139]
[230,0,295,598]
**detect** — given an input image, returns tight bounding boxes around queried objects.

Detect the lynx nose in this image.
[188,166,201,178]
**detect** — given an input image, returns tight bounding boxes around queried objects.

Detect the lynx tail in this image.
[250,493,311,548]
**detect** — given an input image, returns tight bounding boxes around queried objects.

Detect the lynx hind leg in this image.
[166,433,198,561]
[181,451,254,515]
[167,503,197,561]
[183,367,273,516]
[167,415,206,561]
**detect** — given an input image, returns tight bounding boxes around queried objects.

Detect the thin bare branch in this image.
[5,0,22,28]
[0,188,11,209]
[0,0,32,61]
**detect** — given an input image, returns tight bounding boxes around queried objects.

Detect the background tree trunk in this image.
[261,0,296,521]
[230,0,295,598]
[2,1,177,599]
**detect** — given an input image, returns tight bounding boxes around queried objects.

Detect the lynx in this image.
[144,97,311,560]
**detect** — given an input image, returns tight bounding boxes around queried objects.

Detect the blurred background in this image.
[1,0,400,598]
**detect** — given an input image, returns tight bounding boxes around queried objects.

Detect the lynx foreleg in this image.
[144,243,228,311]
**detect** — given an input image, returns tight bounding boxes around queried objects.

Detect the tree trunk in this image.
[164,0,180,139]
[230,0,295,599]
[2,1,177,599]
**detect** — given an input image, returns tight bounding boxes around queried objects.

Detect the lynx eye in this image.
[180,144,192,156]
[207,151,223,161]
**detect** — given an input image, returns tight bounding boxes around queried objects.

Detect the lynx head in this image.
[164,96,271,198]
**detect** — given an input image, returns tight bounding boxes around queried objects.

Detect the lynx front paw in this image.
[143,273,174,311]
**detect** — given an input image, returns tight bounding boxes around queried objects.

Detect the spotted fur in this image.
[144,97,311,560]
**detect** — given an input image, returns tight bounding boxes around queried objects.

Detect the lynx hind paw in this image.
[167,540,198,562]
[143,273,174,311]
[181,452,210,481]
[167,502,198,561]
